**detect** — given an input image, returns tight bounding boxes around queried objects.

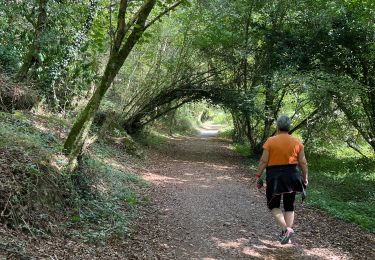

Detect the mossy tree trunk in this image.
[63,66,116,171]
[16,0,48,80]
[63,0,183,171]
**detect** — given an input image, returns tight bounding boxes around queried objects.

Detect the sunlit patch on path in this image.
[198,124,222,138]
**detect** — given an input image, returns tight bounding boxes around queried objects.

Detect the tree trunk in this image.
[261,81,275,143]
[63,0,158,171]
[244,115,256,149]
[63,66,116,170]
[16,0,48,80]
[232,112,246,144]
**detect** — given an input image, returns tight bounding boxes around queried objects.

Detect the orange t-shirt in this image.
[263,133,304,166]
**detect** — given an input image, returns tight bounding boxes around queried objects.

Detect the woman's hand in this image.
[256,178,264,189]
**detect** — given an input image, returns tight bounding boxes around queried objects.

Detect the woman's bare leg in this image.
[271,208,287,228]
[284,211,295,228]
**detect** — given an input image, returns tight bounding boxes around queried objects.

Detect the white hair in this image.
[277,115,291,132]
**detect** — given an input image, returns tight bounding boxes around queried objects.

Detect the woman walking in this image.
[255,115,308,244]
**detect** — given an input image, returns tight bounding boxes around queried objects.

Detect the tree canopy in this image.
[0,0,374,165]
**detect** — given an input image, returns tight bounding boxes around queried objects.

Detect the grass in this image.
[0,111,61,155]
[307,152,375,232]
[210,111,232,124]
[0,111,71,231]
[66,134,148,242]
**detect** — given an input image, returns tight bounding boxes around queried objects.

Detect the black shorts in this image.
[267,191,296,211]
[265,164,303,211]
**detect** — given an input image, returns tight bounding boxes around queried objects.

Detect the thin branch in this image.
[346,141,369,159]
[144,1,183,30]
[122,2,146,34]
[140,98,194,127]
[289,108,319,134]
[25,12,36,28]
[117,0,157,60]
[273,87,287,120]
[333,92,370,142]
[109,0,114,46]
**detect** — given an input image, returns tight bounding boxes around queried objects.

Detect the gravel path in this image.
[125,127,375,259]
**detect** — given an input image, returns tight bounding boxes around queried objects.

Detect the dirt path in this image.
[125,126,375,259]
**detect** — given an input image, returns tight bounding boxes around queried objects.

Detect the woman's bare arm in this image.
[256,149,269,177]
[298,148,308,186]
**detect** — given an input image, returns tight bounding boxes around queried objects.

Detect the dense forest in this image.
[0,0,374,258]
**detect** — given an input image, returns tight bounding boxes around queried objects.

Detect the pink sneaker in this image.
[280,227,294,244]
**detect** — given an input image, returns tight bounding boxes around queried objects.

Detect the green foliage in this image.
[204,107,232,125]
[0,45,20,73]
[307,153,375,232]
[210,113,229,124]
[231,143,252,157]
[0,0,103,108]
[171,104,201,135]
[134,128,168,147]
[0,111,61,155]
[0,112,71,230]
[1,0,374,236]
[217,126,234,140]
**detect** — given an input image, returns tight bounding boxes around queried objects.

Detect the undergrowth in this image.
[231,143,252,157]
[217,126,234,140]
[0,111,146,242]
[67,152,145,242]
[134,127,169,147]
[0,111,68,232]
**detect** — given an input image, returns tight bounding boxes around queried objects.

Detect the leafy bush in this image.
[231,143,252,157]
[218,126,234,140]
[134,128,168,147]
[210,110,232,125]
[0,45,20,73]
